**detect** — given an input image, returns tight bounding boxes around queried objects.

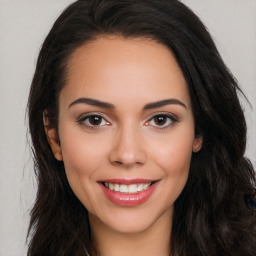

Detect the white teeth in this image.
[104,182,152,193]
[128,184,137,193]
[137,184,144,192]
[143,183,150,189]
[120,184,128,193]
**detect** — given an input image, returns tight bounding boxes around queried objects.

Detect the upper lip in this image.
[98,178,157,185]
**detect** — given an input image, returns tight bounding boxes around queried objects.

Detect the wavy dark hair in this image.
[27,0,256,255]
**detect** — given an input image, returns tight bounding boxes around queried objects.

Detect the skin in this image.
[45,36,202,256]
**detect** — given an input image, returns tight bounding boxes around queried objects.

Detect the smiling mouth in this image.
[102,181,157,194]
[99,179,159,206]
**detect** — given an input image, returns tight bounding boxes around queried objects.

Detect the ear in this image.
[192,136,203,153]
[43,111,63,161]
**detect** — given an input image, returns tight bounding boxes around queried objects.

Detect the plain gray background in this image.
[0,1,255,255]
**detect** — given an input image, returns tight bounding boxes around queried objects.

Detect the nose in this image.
[109,124,147,168]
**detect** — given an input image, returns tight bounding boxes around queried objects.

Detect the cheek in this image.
[156,135,194,205]
[60,127,108,175]
[149,128,194,194]
[152,131,193,170]
[58,126,113,213]
[58,125,110,205]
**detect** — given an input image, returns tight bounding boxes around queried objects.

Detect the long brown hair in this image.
[27,1,256,255]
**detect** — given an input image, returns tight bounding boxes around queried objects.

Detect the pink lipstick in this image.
[99,178,158,206]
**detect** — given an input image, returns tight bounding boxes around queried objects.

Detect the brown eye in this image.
[88,116,102,125]
[147,114,177,129]
[77,114,110,130]
[153,116,168,126]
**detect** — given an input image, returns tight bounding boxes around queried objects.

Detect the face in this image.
[45,36,202,234]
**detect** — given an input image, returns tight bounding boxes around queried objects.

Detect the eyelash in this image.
[145,114,178,130]
[77,113,110,130]
[76,113,178,130]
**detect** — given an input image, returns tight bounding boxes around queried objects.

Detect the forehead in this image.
[61,36,191,109]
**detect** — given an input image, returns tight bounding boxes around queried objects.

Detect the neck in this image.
[89,209,172,256]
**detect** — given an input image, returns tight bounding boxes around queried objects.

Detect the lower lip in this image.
[99,182,158,206]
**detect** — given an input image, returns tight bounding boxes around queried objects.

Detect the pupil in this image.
[89,116,101,125]
[155,116,166,125]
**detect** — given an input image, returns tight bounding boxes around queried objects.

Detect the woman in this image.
[27,0,256,255]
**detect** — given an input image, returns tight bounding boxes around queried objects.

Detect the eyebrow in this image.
[143,99,187,110]
[69,97,115,109]
[69,97,187,110]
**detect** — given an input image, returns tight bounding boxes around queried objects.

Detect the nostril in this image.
[113,161,123,166]
[112,160,143,167]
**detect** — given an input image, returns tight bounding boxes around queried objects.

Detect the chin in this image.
[90,203,173,235]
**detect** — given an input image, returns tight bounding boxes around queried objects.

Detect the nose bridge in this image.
[109,120,146,167]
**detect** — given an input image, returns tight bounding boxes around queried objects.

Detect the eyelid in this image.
[144,112,178,122]
[76,111,179,130]
[144,112,179,129]
[76,112,111,130]
[77,111,110,121]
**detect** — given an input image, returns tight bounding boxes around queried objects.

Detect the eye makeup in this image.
[76,112,179,131]
[144,112,179,130]
[76,112,111,130]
